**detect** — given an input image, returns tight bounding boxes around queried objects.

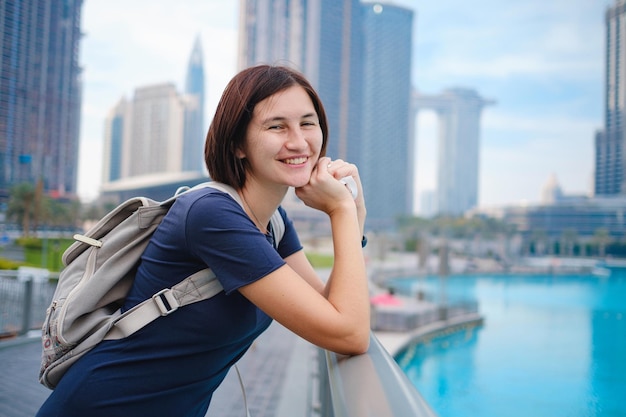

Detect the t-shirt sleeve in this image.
[184,191,302,294]
[275,206,302,258]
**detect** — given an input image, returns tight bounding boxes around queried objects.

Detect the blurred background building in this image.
[1,0,623,250]
[413,88,495,216]
[0,0,84,203]
[595,0,626,196]
[99,36,208,202]
[182,36,206,173]
[239,0,417,229]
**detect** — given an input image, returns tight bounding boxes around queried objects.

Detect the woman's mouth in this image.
[283,157,308,165]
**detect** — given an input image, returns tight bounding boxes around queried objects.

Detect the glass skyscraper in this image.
[596,0,626,196]
[238,0,363,165]
[360,3,414,228]
[183,35,206,173]
[0,0,84,200]
[238,0,414,229]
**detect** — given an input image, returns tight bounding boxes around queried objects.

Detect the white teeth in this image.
[284,157,307,165]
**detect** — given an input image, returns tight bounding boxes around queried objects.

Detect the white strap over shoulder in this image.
[105,268,222,340]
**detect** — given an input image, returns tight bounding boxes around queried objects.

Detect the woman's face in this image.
[240,85,324,189]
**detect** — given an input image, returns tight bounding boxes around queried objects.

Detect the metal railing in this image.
[0,270,56,338]
[315,333,438,417]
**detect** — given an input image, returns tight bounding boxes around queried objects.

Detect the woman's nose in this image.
[286,128,307,148]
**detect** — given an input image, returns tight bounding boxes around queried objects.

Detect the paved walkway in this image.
[0,335,50,417]
[0,322,302,417]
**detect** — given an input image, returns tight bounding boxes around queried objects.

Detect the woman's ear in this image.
[235,148,246,159]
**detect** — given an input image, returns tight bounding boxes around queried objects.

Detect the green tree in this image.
[6,183,37,236]
[44,198,82,229]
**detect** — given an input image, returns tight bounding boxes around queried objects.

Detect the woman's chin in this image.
[283,173,313,188]
[288,180,310,189]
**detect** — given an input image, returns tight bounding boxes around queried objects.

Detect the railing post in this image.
[20,276,33,335]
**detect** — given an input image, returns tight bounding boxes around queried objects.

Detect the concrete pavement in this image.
[0,322,302,417]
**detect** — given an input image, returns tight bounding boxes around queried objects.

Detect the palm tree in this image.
[6,183,37,236]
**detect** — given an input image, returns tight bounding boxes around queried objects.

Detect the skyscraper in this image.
[102,37,207,189]
[0,0,84,200]
[238,0,362,164]
[183,35,206,173]
[360,3,414,227]
[595,0,626,196]
[102,83,188,184]
[102,99,130,183]
[414,88,494,215]
[238,0,415,228]
[302,0,363,166]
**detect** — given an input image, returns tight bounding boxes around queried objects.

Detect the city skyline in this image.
[77,0,608,211]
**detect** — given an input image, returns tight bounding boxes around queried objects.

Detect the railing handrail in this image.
[320,332,438,417]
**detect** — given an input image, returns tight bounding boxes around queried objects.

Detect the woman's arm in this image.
[239,157,369,355]
[238,203,369,355]
[283,250,326,294]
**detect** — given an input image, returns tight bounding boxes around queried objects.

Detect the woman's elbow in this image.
[350,332,371,355]
[334,328,371,355]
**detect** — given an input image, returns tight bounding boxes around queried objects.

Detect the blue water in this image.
[392,271,626,417]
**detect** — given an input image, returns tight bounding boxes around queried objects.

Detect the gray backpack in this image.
[39,182,285,389]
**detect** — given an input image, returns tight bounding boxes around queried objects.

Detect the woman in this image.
[36,65,369,416]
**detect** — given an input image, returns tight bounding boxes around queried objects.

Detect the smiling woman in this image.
[37,65,370,417]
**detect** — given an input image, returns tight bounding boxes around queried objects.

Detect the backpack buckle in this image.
[152,289,179,315]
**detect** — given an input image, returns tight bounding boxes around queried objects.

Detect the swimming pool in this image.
[392,271,626,417]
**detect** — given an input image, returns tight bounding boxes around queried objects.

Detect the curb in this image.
[0,331,40,350]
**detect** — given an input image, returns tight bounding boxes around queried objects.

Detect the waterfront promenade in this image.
[1,322,306,417]
[0,253,471,417]
[0,310,482,417]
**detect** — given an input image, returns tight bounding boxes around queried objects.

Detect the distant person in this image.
[36,64,369,417]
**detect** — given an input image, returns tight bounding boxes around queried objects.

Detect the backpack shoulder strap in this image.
[269,209,285,246]
[105,268,221,339]
[105,182,287,340]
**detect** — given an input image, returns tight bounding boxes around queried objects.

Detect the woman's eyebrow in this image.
[260,113,317,124]
[260,116,286,125]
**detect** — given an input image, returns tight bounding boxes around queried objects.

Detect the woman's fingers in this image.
[326,159,362,198]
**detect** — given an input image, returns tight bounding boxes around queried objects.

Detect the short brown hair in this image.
[205,65,329,188]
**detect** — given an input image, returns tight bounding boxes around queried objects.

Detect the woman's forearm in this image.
[323,204,370,345]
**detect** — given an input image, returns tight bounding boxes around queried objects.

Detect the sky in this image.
[77,0,610,212]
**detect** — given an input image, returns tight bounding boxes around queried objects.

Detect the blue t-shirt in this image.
[36,188,302,417]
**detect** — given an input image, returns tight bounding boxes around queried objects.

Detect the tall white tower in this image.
[414,88,494,215]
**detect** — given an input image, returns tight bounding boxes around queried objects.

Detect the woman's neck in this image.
[238,182,287,233]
